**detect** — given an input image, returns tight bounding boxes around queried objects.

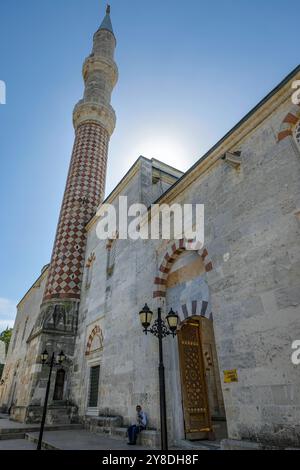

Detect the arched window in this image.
[85,325,103,356]
[294,121,300,148]
[53,369,65,401]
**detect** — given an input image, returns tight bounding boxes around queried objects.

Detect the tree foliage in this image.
[0,328,13,353]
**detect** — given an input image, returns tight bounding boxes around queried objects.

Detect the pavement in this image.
[0,414,152,450]
[25,429,150,450]
[0,414,217,450]
[0,439,37,450]
[0,415,41,430]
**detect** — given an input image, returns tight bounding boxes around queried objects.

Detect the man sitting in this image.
[127,405,147,445]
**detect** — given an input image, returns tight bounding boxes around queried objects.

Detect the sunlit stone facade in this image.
[1,6,300,449]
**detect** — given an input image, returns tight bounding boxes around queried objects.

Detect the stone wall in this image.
[0,269,48,413]
[0,340,5,365]
[155,99,300,446]
[70,94,300,446]
[2,71,299,447]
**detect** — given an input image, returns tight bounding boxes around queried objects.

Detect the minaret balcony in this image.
[83,55,118,88]
[73,100,116,135]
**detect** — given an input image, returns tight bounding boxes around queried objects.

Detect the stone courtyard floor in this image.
[0,413,151,450]
[25,429,150,450]
[0,414,218,450]
[0,439,37,449]
[0,430,152,450]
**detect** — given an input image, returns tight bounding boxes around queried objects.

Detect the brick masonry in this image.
[43,122,109,301]
[277,103,300,141]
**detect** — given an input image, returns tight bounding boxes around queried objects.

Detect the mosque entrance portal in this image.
[178,317,227,441]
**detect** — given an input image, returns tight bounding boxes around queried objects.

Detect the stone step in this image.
[92,425,160,448]
[0,423,83,435]
[85,415,123,427]
[84,415,123,433]
[83,414,159,448]
[0,432,25,440]
[0,426,38,435]
[25,433,57,450]
[212,421,228,441]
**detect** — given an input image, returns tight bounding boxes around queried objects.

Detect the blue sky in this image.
[0,0,298,329]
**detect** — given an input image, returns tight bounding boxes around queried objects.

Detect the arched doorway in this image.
[154,240,227,442]
[178,316,226,440]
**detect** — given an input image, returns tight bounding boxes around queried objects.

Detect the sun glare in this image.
[134,135,188,171]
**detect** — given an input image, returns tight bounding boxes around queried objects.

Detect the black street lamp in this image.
[36,349,66,450]
[139,304,179,451]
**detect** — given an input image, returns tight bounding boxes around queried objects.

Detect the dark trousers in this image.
[127,425,145,444]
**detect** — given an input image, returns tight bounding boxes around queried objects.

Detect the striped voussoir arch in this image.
[85,324,103,356]
[277,103,300,142]
[179,299,212,321]
[153,239,213,299]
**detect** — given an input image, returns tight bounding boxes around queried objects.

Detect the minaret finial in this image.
[98,3,114,36]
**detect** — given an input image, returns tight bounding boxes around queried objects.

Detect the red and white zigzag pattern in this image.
[43,121,109,301]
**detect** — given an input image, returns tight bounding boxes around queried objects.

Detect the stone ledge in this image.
[82,414,159,448]
[221,439,262,450]
[221,438,300,450]
[84,415,123,428]
[25,433,57,450]
[0,423,82,435]
[94,426,160,448]
[0,432,25,440]
[177,439,221,451]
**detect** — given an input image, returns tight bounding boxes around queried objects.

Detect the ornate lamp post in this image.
[139,304,179,451]
[37,349,66,450]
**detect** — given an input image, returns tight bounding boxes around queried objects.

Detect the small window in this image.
[85,253,96,289]
[294,121,300,148]
[88,365,100,408]
[12,327,19,350]
[107,240,116,278]
[53,369,65,401]
[22,318,29,342]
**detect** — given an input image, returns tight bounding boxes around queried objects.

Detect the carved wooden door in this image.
[178,319,212,440]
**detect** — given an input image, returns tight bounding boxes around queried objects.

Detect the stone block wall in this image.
[0,269,48,414]
[71,95,300,446]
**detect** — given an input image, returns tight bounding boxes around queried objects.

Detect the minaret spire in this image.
[26,7,118,420]
[98,3,114,36]
[42,8,118,305]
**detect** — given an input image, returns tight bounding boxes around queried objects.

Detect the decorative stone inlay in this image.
[43,122,109,302]
[153,239,213,299]
[294,120,300,148]
[86,252,96,268]
[73,102,116,135]
[278,103,300,141]
[85,325,104,356]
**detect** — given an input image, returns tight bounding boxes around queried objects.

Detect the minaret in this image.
[42,5,118,307]
[26,5,117,418]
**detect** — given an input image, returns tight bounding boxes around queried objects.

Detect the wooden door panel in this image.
[178,320,212,440]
